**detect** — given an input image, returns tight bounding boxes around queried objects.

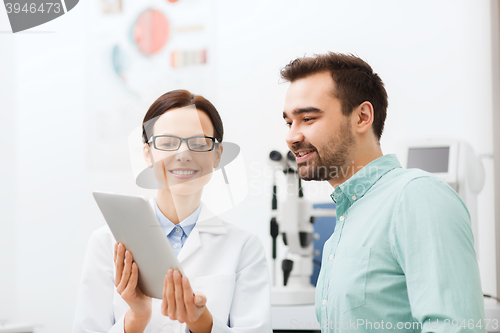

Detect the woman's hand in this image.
[161,269,213,332]
[114,242,152,330]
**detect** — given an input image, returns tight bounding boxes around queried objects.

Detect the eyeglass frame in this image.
[148,135,217,152]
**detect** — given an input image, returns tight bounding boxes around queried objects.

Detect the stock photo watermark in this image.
[290,318,499,331]
[3,0,79,33]
[248,161,384,197]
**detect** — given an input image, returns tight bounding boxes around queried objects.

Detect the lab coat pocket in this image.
[330,246,370,313]
[191,273,236,323]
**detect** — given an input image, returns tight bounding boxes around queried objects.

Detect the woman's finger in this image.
[182,275,194,307]
[113,242,118,263]
[117,250,132,294]
[166,269,176,319]
[193,291,207,307]
[182,276,206,323]
[182,275,197,321]
[173,270,186,322]
[161,270,170,316]
[122,261,139,299]
[114,243,125,287]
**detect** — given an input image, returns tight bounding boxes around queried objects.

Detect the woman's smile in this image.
[168,168,200,179]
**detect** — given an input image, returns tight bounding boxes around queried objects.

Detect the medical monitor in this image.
[407,147,450,173]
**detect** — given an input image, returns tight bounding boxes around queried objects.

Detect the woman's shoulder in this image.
[216,219,266,253]
[87,225,115,250]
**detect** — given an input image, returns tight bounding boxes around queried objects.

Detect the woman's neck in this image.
[156,189,202,225]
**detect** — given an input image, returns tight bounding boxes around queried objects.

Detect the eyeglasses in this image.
[148,135,216,152]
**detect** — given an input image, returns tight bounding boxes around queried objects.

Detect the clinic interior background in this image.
[0,0,499,331]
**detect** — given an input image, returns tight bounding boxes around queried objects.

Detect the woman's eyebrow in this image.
[283,107,324,119]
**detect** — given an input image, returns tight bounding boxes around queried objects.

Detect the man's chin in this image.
[297,165,327,181]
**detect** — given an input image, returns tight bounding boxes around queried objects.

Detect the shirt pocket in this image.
[191,273,236,323]
[330,246,370,313]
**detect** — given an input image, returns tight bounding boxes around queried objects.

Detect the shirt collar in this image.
[331,154,401,215]
[154,200,201,236]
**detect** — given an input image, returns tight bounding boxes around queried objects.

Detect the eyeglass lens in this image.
[155,136,213,151]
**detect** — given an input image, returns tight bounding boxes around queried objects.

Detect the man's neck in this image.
[156,189,202,225]
[328,143,383,189]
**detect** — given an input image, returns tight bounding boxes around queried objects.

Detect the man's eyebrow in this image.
[283,107,324,119]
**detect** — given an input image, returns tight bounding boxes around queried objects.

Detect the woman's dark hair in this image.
[142,89,224,144]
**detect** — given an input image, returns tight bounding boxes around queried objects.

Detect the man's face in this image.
[283,71,356,181]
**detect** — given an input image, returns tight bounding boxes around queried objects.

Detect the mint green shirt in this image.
[315,154,485,332]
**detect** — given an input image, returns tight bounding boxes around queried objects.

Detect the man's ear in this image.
[143,143,153,168]
[353,101,374,135]
[212,143,223,169]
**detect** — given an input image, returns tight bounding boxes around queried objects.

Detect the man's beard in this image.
[295,119,355,181]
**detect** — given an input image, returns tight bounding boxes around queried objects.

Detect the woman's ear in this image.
[212,143,223,169]
[143,143,153,168]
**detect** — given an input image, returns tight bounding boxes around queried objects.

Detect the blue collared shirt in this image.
[315,154,485,332]
[154,200,201,256]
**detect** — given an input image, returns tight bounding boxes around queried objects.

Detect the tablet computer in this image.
[92,191,183,299]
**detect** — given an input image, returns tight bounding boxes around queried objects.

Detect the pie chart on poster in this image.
[132,9,170,55]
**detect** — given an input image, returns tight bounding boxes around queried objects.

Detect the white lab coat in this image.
[73,203,272,333]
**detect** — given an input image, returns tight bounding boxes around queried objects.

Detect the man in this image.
[281,53,485,332]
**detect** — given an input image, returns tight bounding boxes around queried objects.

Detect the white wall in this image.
[0,8,18,322]
[490,0,500,299]
[0,0,497,331]
[5,2,91,331]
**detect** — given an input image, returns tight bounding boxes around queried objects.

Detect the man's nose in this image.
[285,123,304,147]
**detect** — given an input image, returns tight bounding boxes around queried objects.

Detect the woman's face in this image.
[143,107,222,196]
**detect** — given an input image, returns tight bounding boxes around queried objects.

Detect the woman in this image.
[73,90,272,333]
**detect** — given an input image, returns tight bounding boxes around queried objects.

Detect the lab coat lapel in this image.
[178,227,201,263]
[177,203,226,263]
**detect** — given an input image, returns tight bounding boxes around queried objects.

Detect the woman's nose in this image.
[175,142,192,162]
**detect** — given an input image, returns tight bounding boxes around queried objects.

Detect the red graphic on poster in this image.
[133,9,170,55]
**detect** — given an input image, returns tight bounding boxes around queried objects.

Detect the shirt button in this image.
[352,195,356,200]
[322,298,327,305]
[175,228,180,233]
[339,215,345,222]
[329,254,334,261]
[173,244,178,248]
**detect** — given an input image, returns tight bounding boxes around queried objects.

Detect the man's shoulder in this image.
[385,167,449,191]
[383,167,465,210]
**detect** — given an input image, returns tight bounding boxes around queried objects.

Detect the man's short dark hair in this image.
[280,52,388,141]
